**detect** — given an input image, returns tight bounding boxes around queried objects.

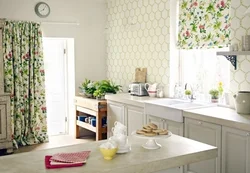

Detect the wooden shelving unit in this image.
[75,96,107,141]
[217,51,250,70]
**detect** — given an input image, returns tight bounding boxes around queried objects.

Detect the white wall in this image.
[0,0,107,90]
[230,0,250,93]
[106,0,171,96]
[0,0,107,136]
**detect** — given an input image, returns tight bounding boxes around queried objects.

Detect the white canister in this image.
[242,35,250,51]
[233,91,250,115]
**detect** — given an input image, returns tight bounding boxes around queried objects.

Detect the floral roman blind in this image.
[178,0,231,49]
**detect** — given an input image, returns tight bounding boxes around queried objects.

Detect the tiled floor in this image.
[0,135,95,156]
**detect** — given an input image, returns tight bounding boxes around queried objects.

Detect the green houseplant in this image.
[79,79,122,99]
[209,89,219,103]
[93,80,122,99]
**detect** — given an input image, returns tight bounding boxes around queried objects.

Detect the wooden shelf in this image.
[216,51,250,70]
[75,96,107,141]
[77,120,96,133]
[217,51,250,56]
[76,120,107,134]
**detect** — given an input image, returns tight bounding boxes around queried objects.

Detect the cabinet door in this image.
[127,105,144,135]
[107,101,125,137]
[222,126,250,173]
[153,168,181,173]
[184,118,221,173]
[146,115,164,129]
[164,119,183,136]
[0,104,7,140]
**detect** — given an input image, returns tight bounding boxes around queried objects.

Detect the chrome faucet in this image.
[184,83,195,102]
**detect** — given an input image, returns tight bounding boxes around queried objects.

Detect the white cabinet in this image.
[184,118,221,173]
[0,21,13,154]
[127,105,144,135]
[146,114,165,130]
[0,94,13,153]
[107,101,125,137]
[107,101,144,137]
[147,115,183,136]
[154,168,181,173]
[0,20,4,93]
[222,126,250,173]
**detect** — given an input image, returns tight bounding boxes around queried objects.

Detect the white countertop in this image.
[105,93,250,131]
[0,135,217,173]
[184,107,250,131]
[105,93,160,107]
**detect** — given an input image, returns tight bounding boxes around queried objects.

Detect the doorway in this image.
[43,38,69,136]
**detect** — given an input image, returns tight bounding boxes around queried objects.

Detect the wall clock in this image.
[35,2,50,18]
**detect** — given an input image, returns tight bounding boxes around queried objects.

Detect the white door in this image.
[184,118,221,173]
[222,126,250,173]
[127,105,144,135]
[107,101,125,137]
[43,38,68,136]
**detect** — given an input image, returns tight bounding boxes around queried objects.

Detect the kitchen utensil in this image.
[233,91,250,114]
[78,115,87,122]
[91,118,96,127]
[145,83,159,92]
[110,134,127,146]
[148,90,157,97]
[135,68,147,83]
[157,88,164,98]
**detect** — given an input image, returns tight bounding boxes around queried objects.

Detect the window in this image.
[170,0,231,101]
[179,48,230,101]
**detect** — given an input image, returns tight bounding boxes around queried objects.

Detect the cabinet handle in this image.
[247,133,250,136]
[198,121,202,125]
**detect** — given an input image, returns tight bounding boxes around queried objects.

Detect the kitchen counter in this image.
[184,106,250,131]
[0,135,217,173]
[105,93,160,107]
[105,94,250,131]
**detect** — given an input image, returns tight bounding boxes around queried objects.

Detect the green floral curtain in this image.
[3,21,48,148]
[178,0,231,49]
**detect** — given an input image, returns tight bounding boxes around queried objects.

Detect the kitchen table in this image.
[0,134,217,173]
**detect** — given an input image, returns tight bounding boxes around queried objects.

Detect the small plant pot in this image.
[211,98,218,103]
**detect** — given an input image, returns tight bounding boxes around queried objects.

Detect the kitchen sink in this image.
[144,98,187,106]
[144,98,215,123]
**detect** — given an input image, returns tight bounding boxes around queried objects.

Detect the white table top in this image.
[0,135,217,173]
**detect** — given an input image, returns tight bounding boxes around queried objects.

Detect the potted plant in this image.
[185,89,192,100]
[79,79,96,98]
[94,80,122,99]
[209,89,219,103]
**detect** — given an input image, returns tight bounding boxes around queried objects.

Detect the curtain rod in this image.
[41,21,80,26]
[0,18,80,26]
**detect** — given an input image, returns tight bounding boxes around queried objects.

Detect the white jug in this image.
[145,83,158,92]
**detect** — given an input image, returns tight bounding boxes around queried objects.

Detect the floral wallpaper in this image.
[178,0,231,49]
